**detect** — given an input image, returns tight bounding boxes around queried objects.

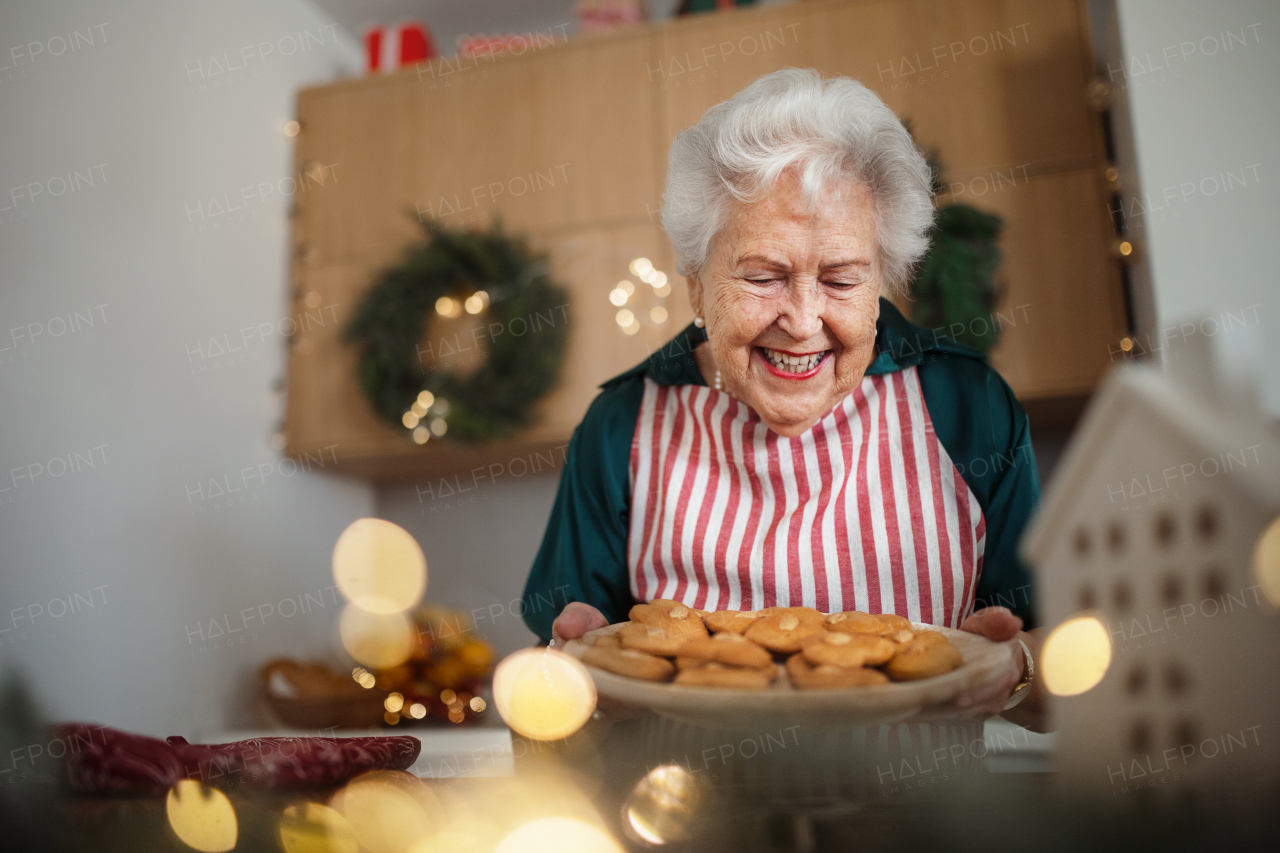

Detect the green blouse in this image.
[521,299,1040,641]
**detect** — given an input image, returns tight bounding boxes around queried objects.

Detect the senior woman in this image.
[522,69,1043,720]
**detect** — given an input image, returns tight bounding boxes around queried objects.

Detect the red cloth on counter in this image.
[55,723,421,795]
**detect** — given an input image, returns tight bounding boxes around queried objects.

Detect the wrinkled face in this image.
[689,172,883,437]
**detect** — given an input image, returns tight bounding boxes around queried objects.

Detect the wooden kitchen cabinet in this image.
[285,0,1125,482]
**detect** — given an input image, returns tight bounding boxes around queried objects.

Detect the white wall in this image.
[377,476,560,660]
[0,0,371,737]
[1107,0,1280,413]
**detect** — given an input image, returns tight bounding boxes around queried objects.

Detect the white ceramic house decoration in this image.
[1020,329,1280,803]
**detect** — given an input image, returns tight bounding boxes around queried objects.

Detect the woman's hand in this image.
[951,606,1026,717]
[551,602,609,645]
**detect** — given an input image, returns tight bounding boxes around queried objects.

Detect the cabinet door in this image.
[295,29,661,271]
[982,169,1128,398]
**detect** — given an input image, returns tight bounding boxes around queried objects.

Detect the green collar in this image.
[601,298,982,389]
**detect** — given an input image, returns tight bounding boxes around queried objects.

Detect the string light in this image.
[166,781,238,853]
[491,648,596,741]
[332,518,426,614]
[1041,614,1112,695]
[1254,514,1280,606]
[278,803,357,853]
[435,296,462,318]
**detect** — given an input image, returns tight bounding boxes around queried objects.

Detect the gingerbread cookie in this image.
[590,632,622,649]
[630,599,702,625]
[618,610,708,656]
[744,608,825,654]
[675,632,773,669]
[825,611,914,643]
[580,645,675,682]
[884,634,963,681]
[703,610,761,635]
[785,654,890,689]
[909,629,948,647]
[800,631,897,668]
[674,661,776,689]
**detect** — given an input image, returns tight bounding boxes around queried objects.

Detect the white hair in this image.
[661,68,934,294]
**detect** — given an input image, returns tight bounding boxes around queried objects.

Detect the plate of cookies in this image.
[562,600,1012,729]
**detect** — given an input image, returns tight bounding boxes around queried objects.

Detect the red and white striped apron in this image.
[627,366,985,628]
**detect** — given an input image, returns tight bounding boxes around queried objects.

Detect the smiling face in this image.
[688,171,883,437]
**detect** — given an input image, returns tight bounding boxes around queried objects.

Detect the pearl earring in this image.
[714,369,722,391]
[693,316,705,328]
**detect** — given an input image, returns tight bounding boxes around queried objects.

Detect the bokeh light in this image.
[609,288,629,306]
[615,309,634,328]
[650,307,668,324]
[416,390,435,408]
[278,803,358,853]
[332,518,426,614]
[1254,514,1280,606]
[629,258,653,277]
[623,764,709,845]
[339,605,415,669]
[495,817,622,853]
[412,426,430,445]
[464,291,490,314]
[166,780,237,853]
[402,411,420,429]
[650,271,667,288]
[332,773,438,853]
[492,648,596,741]
[435,296,462,318]
[1041,614,1112,696]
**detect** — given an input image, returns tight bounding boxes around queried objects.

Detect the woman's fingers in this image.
[954,640,1023,713]
[959,606,1023,642]
[551,602,608,644]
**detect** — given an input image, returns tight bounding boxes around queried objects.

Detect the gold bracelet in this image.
[1002,639,1035,711]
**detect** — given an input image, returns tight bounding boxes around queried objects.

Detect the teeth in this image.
[762,348,826,374]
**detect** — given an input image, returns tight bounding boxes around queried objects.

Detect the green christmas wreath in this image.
[345,221,570,443]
